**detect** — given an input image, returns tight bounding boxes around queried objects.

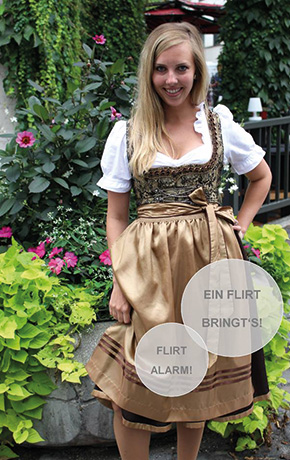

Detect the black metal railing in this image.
[225,116,290,220]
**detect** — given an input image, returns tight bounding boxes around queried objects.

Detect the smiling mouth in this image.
[164,88,182,95]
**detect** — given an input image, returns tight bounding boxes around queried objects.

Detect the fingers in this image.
[232,222,244,240]
[109,286,132,324]
[232,219,245,240]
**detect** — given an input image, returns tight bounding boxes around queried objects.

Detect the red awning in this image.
[145,1,225,34]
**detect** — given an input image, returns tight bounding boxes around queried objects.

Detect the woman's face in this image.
[152,41,196,110]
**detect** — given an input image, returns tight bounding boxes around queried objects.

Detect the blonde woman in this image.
[86,22,272,460]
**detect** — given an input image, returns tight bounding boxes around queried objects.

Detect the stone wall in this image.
[0,64,16,150]
[32,322,116,447]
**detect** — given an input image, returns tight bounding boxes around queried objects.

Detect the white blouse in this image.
[97,102,266,193]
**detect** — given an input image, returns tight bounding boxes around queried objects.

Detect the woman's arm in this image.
[107,190,132,324]
[232,159,272,237]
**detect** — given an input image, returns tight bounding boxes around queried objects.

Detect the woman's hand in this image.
[109,281,132,324]
[232,219,244,240]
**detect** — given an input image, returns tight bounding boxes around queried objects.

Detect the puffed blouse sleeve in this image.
[213,104,266,175]
[96,120,132,193]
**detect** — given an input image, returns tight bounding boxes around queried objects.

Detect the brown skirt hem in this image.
[89,374,271,431]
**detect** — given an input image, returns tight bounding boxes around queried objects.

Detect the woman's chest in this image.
[162,124,204,159]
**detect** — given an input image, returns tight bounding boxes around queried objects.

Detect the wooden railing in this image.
[225,116,290,220]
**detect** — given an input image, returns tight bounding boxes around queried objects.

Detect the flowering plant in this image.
[110,106,122,121]
[0,226,12,238]
[27,238,78,276]
[99,249,112,265]
[15,130,36,148]
[92,34,106,45]
[219,164,239,197]
[0,40,136,243]
[242,237,262,265]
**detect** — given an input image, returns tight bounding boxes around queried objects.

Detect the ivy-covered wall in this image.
[81,0,147,71]
[0,0,83,106]
[218,0,290,121]
[0,0,147,110]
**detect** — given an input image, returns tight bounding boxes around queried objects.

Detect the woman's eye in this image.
[178,66,188,72]
[155,66,166,72]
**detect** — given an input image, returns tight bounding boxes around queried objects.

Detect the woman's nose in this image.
[165,71,178,85]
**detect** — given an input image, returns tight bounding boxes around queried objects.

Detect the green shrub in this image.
[218,0,290,121]
[0,43,136,242]
[208,223,290,451]
[0,239,101,457]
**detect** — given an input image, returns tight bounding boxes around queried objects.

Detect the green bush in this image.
[0,43,136,242]
[208,223,290,451]
[218,0,290,121]
[0,239,101,458]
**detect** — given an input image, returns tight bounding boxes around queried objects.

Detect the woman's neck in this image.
[164,102,200,125]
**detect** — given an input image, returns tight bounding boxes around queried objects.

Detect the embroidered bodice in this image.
[127,107,224,207]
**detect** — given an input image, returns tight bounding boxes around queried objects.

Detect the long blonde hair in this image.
[128,22,209,178]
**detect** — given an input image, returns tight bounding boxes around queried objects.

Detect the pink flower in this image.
[99,249,112,266]
[49,247,63,258]
[92,34,106,45]
[46,237,52,244]
[16,131,36,148]
[64,251,78,268]
[28,241,45,258]
[251,248,261,259]
[0,226,12,237]
[243,244,250,249]
[110,106,122,121]
[48,257,65,275]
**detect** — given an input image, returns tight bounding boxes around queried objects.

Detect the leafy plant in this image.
[218,0,290,120]
[0,0,83,107]
[81,0,146,72]
[0,239,101,457]
[207,223,290,451]
[0,42,136,242]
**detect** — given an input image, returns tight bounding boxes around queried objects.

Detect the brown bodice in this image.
[127,106,224,207]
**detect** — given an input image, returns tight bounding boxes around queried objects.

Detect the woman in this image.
[86,22,272,460]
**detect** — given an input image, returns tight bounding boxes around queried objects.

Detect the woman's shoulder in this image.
[212,104,235,126]
[197,102,234,128]
[108,119,127,137]
[104,120,127,150]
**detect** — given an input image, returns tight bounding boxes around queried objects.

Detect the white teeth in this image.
[165,88,180,94]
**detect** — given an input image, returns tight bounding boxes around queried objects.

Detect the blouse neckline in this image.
[155,103,210,162]
[156,143,208,162]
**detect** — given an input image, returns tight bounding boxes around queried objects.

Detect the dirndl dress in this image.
[85,107,271,432]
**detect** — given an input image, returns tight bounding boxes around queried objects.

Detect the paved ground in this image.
[13,215,290,460]
[12,409,290,460]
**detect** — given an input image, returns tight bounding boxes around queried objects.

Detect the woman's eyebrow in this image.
[155,61,190,66]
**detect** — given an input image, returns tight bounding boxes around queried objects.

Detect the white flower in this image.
[4,108,9,115]
[93,189,100,196]
[64,119,69,125]
[0,127,6,134]
[223,165,230,171]
[229,184,239,194]
[228,177,236,184]
[63,170,73,178]
[10,116,18,123]
[218,187,224,194]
